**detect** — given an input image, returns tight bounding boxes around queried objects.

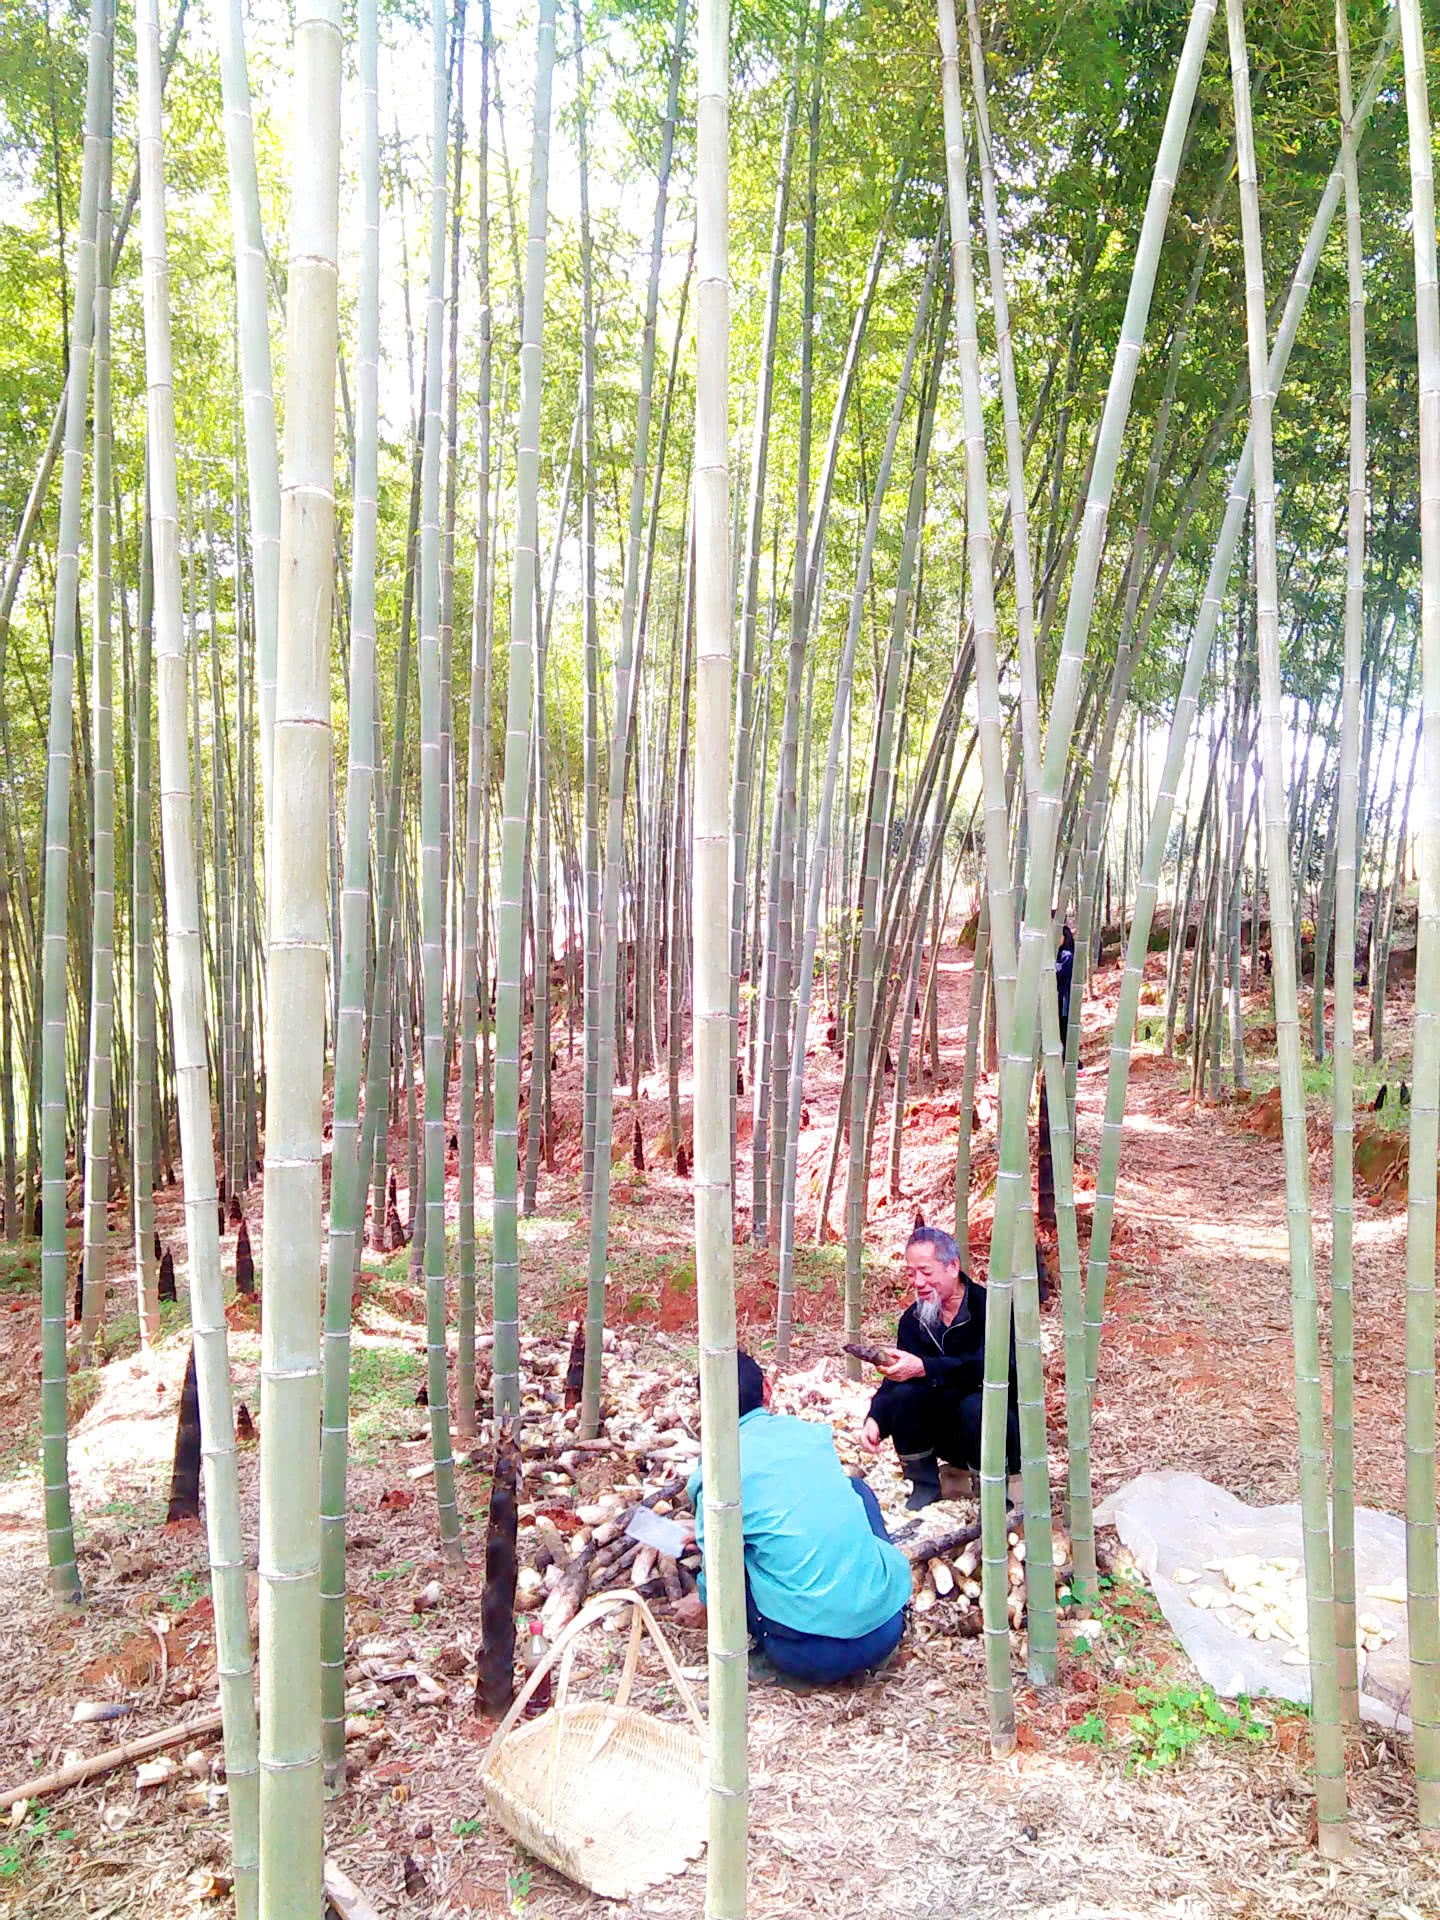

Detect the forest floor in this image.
[0,930,1435,1920]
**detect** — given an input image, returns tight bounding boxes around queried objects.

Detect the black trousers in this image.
[881,1378,1021,1473]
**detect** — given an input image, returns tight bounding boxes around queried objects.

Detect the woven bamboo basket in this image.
[480,1590,708,1900]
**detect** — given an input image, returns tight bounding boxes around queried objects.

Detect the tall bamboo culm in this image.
[1225,0,1348,1855]
[1398,0,1440,1833]
[257,0,342,1906]
[218,0,281,838]
[695,3,748,1906]
[1079,16,1399,1389]
[417,0,462,1551]
[578,0,687,1437]
[457,10,492,1440]
[132,502,160,1339]
[492,0,558,1424]
[1329,0,1365,1727]
[38,0,111,1606]
[137,0,259,1901]
[79,0,116,1360]
[936,0,1020,1750]
[319,0,381,1784]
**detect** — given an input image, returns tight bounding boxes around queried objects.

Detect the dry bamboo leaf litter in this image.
[0,952,1433,1916]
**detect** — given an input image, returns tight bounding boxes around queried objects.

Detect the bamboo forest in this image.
[11,0,1440,1911]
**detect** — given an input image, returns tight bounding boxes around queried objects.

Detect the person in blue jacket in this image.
[677,1352,911,1684]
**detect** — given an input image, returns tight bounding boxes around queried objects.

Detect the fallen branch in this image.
[0,1709,223,1810]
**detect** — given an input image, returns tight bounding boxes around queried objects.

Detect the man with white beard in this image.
[859,1225,1022,1511]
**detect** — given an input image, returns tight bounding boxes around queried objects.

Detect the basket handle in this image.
[609,1590,706,1737]
[480,1590,707,1774]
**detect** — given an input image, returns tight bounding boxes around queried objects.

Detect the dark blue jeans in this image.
[745,1476,907,1684]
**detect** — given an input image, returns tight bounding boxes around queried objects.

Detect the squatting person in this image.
[677,1352,911,1684]
[860,1224,1022,1511]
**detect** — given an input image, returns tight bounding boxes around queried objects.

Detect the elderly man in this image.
[678,1352,911,1684]
[861,1224,1022,1510]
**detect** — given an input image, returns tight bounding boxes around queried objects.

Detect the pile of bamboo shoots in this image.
[1177,1555,1400,1664]
[469,1327,708,1637]
[908,1521,1077,1640]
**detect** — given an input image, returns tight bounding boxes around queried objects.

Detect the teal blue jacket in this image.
[687,1410,912,1638]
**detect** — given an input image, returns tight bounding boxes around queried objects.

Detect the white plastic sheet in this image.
[1095,1471,1412,1730]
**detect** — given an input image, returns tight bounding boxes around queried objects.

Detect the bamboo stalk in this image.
[492,0,558,1424]
[137,0,259,1900]
[217,0,280,866]
[78,3,117,1360]
[1226,0,1347,1853]
[417,0,462,1555]
[578,0,686,1437]
[319,0,381,1783]
[1330,0,1365,1727]
[39,0,113,1609]
[258,0,343,1902]
[1398,0,1440,1835]
[458,5,493,1440]
[695,0,748,1903]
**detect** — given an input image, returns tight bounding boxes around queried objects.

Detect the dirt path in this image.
[0,939,1432,1920]
[1072,961,1412,1522]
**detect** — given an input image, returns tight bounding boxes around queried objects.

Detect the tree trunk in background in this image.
[1227,0,1348,1854]
[759,0,823,1249]
[458,4,492,1440]
[39,0,111,1608]
[218,0,281,855]
[729,31,803,1179]
[138,0,260,1899]
[492,0,557,1423]
[132,506,162,1331]
[1329,0,1365,1724]
[416,0,462,1554]
[579,0,685,1437]
[78,34,115,1358]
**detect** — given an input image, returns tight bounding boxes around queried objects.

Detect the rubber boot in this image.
[899,1451,943,1512]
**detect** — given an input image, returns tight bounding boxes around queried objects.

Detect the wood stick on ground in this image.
[323,1858,384,1920]
[0,1709,223,1809]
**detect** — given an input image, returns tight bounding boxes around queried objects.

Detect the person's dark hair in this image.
[906,1223,961,1268]
[736,1350,766,1417]
[696,1350,767,1419]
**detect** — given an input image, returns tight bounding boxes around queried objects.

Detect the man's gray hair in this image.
[907,1224,961,1268]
